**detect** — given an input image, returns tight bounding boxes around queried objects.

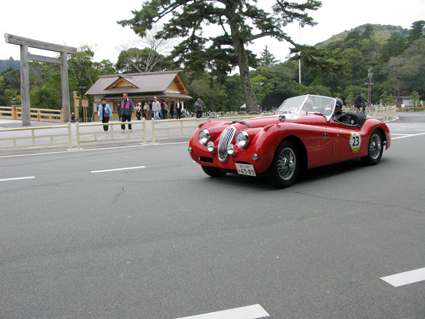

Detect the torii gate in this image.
[4,34,77,125]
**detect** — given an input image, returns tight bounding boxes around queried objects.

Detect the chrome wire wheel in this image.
[361,129,384,166]
[277,147,296,180]
[369,133,382,160]
[266,140,300,188]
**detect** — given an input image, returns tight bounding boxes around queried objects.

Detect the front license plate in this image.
[235,163,256,176]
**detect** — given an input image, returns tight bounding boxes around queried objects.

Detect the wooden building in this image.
[85,70,192,119]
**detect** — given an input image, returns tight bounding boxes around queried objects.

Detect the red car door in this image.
[333,121,364,162]
[304,117,342,169]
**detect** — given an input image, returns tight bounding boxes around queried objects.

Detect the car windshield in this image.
[276,95,336,120]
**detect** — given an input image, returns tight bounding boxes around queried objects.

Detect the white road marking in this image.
[0,176,35,182]
[91,166,146,174]
[0,142,188,158]
[174,304,270,319]
[392,132,425,139]
[381,267,425,287]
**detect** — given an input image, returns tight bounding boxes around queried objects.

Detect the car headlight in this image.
[227,144,235,155]
[198,129,210,145]
[207,141,215,153]
[235,131,249,148]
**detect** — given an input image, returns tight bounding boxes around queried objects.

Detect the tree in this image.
[362,24,374,40]
[407,20,425,43]
[258,45,278,67]
[118,0,322,113]
[0,57,20,74]
[68,46,94,86]
[115,47,172,73]
[380,91,396,106]
[411,91,420,107]
[115,25,175,73]
[0,68,20,106]
[379,34,407,63]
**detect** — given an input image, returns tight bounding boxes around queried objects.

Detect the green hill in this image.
[0,57,20,74]
[315,24,409,48]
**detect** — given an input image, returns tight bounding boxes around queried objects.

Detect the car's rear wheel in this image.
[361,129,383,165]
[202,166,227,177]
[266,140,299,189]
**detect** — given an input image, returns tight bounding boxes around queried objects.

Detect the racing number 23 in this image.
[350,132,362,153]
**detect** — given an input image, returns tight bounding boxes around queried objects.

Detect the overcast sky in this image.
[1,0,424,66]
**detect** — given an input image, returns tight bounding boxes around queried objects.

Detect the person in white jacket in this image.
[151,97,162,121]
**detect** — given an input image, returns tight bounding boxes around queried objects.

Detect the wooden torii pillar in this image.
[4,34,77,126]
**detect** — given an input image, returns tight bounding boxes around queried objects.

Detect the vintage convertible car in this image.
[188,95,391,188]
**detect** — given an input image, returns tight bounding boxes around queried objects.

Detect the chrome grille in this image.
[218,126,236,162]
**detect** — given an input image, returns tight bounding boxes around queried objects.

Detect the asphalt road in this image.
[1,114,425,318]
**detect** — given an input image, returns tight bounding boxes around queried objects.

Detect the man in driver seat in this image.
[332,98,346,121]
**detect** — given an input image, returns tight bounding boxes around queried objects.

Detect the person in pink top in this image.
[120,93,134,130]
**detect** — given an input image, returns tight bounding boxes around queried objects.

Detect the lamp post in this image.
[77,83,86,122]
[12,98,16,106]
[255,80,264,111]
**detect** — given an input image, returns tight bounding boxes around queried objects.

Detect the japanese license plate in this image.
[235,163,256,176]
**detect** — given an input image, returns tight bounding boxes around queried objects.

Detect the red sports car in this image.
[188,95,391,188]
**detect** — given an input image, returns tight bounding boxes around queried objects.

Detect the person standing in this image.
[149,102,153,120]
[169,101,174,119]
[121,93,134,130]
[143,102,149,119]
[98,98,113,131]
[117,103,122,122]
[160,100,166,119]
[175,99,183,119]
[194,97,205,119]
[354,91,369,113]
[135,102,141,120]
[152,97,161,121]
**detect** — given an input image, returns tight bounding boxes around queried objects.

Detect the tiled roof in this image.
[85,70,188,96]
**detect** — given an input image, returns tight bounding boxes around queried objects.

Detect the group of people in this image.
[97,93,137,131]
[97,93,206,131]
[150,97,186,120]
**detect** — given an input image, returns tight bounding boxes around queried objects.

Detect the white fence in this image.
[0,108,397,152]
[75,121,147,150]
[0,123,72,150]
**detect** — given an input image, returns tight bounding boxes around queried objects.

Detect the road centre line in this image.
[381,267,425,287]
[91,166,146,174]
[174,304,270,319]
[0,176,35,182]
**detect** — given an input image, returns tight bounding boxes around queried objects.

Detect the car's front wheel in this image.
[361,129,383,165]
[266,140,300,189]
[202,166,227,177]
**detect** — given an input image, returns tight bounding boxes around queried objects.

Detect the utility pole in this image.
[255,80,264,111]
[298,22,303,84]
[365,66,374,103]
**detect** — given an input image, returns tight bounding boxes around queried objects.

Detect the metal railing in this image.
[75,120,147,150]
[0,123,72,150]
[0,110,398,153]
[151,118,200,144]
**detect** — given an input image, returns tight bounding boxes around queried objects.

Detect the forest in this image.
[0,20,424,116]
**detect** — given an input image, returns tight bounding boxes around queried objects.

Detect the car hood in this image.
[230,113,320,128]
